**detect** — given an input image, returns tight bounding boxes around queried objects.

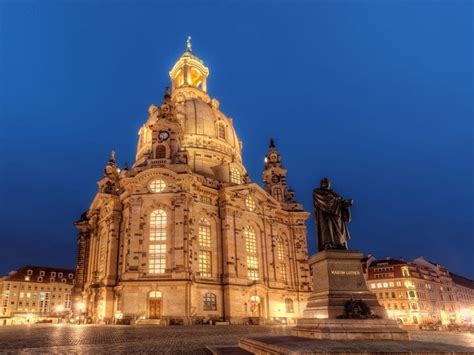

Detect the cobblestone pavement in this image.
[0,324,472,354]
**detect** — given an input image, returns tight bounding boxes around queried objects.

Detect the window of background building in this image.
[285,298,294,313]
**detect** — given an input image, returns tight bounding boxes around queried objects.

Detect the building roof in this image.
[450,272,474,290]
[3,265,75,285]
[369,258,407,267]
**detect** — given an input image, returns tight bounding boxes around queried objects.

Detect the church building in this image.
[73,40,311,325]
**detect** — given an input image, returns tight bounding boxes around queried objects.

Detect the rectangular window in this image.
[199,225,211,248]
[218,124,226,139]
[199,251,212,277]
[279,263,287,282]
[247,256,259,281]
[277,242,284,260]
[149,244,166,274]
[246,234,257,253]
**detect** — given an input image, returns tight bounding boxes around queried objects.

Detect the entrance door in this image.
[149,298,161,319]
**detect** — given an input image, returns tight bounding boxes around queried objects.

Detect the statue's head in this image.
[320,177,331,189]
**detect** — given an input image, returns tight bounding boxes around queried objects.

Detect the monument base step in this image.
[293,318,410,340]
[206,345,252,355]
[238,335,473,354]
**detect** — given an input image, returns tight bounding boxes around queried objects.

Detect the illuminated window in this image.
[245,227,257,253]
[402,267,410,277]
[203,292,217,311]
[150,210,167,241]
[199,251,212,277]
[285,298,294,313]
[199,219,211,247]
[149,291,162,298]
[149,179,166,193]
[218,123,226,139]
[279,263,287,282]
[277,240,284,260]
[245,196,256,211]
[274,188,283,201]
[149,244,166,274]
[371,284,376,289]
[230,168,241,184]
[247,256,259,281]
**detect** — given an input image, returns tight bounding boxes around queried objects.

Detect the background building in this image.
[0,266,74,325]
[74,41,311,325]
[363,256,474,326]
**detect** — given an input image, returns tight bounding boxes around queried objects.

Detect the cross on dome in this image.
[186,36,192,51]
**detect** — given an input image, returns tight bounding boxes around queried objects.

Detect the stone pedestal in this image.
[294,249,410,341]
[303,249,386,319]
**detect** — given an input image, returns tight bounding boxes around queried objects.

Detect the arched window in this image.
[199,218,211,247]
[285,298,294,313]
[230,168,241,184]
[245,226,259,281]
[245,227,257,253]
[274,188,283,201]
[203,292,217,311]
[276,239,284,260]
[150,210,167,241]
[149,291,162,298]
[155,145,166,159]
[149,210,167,274]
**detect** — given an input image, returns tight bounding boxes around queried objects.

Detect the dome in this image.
[176,97,245,178]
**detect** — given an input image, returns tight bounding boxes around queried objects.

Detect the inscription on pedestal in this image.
[330,270,360,276]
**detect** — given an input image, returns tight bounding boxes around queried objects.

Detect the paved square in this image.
[0,325,472,353]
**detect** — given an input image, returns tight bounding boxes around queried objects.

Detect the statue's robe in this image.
[313,187,351,251]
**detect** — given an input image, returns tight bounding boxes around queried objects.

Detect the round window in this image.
[245,196,256,211]
[149,179,166,193]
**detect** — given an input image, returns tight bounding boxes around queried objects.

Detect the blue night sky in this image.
[1,1,472,278]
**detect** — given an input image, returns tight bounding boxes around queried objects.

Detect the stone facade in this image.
[363,255,474,325]
[0,266,74,325]
[73,42,311,325]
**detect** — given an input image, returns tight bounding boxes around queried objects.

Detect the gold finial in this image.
[186,36,192,51]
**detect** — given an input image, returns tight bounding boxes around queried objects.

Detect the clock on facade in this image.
[271,174,281,183]
[159,131,170,141]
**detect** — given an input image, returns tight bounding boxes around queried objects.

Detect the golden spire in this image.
[186,36,192,51]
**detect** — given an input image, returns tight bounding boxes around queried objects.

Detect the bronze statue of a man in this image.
[313,177,353,251]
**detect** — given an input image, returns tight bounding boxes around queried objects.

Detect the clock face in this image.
[159,131,170,141]
[271,174,280,183]
[270,153,277,162]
